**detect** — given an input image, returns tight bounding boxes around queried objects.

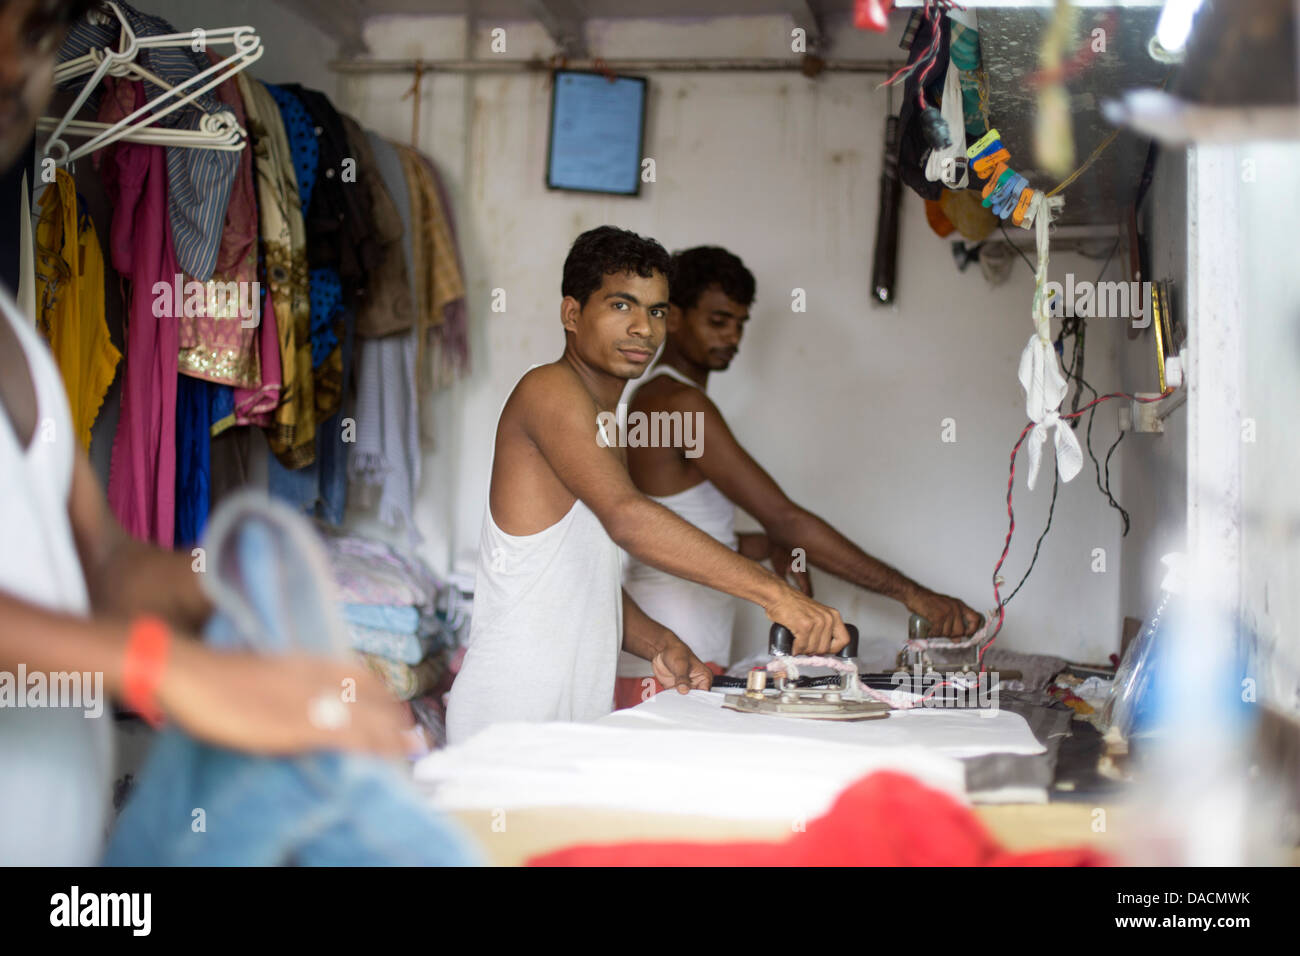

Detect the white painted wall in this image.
[334,13,1139,665]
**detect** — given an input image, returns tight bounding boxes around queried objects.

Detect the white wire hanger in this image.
[37,0,263,169]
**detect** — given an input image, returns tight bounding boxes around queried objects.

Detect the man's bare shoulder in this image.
[503,362,594,424]
[632,373,720,418]
[506,361,590,411]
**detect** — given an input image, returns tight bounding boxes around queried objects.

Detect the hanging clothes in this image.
[358,132,413,338]
[422,154,470,389]
[346,134,422,536]
[238,74,315,470]
[57,0,237,281]
[348,330,421,540]
[229,276,281,428]
[395,145,465,342]
[350,124,415,339]
[98,78,178,546]
[176,50,261,389]
[265,83,346,428]
[33,168,121,450]
[266,306,356,527]
[396,146,467,445]
[174,375,212,548]
[284,86,377,304]
[390,145,462,421]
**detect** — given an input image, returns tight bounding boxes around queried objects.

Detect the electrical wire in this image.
[1000,461,1059,607]
[981,238,1162,658]
[999,221,1038,275]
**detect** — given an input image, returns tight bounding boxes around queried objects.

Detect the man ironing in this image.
[614,246,983,707]
[446,227,850,744]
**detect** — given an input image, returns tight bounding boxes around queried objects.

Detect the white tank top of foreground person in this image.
[0,286,113,865]
[446,368,624,745]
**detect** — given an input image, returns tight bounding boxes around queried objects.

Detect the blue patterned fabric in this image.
[174,376,212,549]
[308,267,342,366]
[266,83,342,373]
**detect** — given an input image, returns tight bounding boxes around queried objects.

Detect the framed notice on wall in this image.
[546,70,648,196]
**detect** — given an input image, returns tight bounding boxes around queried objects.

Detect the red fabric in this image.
[853,0,894,32]
[613,661,725,711]
[528,771,1112,867]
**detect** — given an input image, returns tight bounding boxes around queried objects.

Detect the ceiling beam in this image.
[523,0,588,59]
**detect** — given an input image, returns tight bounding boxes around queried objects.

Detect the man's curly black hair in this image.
[562,225,671,306]
[668,246,756,312]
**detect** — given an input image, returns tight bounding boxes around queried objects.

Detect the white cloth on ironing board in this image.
[601,688,1045,759]
[414,719,965,820]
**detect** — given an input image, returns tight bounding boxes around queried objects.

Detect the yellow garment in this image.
[394,143,464,331]
[394,143,466,439]
[239,73,316,469]
[34,169,121,449]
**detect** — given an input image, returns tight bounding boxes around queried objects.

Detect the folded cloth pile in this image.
[320,532,454,723]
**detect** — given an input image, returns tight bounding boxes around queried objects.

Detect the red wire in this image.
[978,387,1175,669]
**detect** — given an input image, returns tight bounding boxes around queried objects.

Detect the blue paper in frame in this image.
[546,70,648,196]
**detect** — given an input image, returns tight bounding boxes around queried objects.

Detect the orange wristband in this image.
[123,616,171,728]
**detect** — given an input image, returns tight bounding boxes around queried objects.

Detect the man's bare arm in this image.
[519,366,849,655]
[675,389,982,637]
[68,449,212,633]
[621,589,712,692]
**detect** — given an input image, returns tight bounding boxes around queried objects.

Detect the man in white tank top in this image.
[446,228,852,744]
[618,246,983,704]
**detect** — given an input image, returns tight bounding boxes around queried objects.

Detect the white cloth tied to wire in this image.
[1018,336,1082,489]
[1017,191,1079,491]
[924,58,969,189]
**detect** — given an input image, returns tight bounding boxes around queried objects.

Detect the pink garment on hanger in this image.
[101,80,177,546]
[233,291,280,427]
[177,49,262,390]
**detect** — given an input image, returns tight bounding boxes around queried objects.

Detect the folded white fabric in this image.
[414,716,966,821]
[603,689,1045,759]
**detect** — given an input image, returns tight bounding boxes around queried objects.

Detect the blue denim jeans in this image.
[103,732,478,866]
[103,493,481,866]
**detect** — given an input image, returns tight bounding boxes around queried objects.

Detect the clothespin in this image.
[981,162,1009,199]
[967,128,1001,159]
[1011,188,1034,226]
[973,148,1011,180]
[997,173,1028,217]
[983,167,1016,207]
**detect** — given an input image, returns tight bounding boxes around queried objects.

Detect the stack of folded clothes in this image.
[322,532,457,748]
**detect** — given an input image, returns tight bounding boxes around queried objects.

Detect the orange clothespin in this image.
[982,162,1010,200]
[973,148,1011,180]
[1011,188,1035,226]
